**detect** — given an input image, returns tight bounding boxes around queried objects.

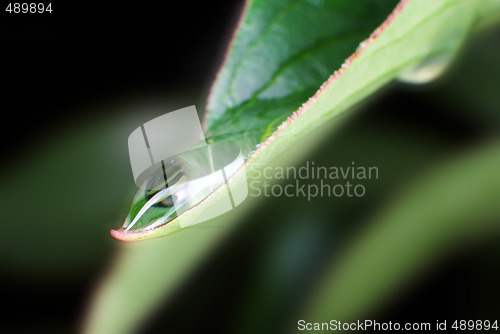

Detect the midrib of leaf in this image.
[206,0,473,151]
[223,31,367,114]
[206,0,398,130]
[224,1,303,98]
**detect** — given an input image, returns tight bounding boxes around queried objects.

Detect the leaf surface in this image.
[204,0,398,153]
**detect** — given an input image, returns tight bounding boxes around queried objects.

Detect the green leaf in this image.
[111,0,397,239]
[204,0,398,152]
[113,0,484,242]
[85,0,500,333]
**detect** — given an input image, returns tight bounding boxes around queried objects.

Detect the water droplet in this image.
[120,143,245,233]
[397,54,453,84]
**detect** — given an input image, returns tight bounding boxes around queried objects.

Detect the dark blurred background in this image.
[1,1,499,333]
[0,1,241,333]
